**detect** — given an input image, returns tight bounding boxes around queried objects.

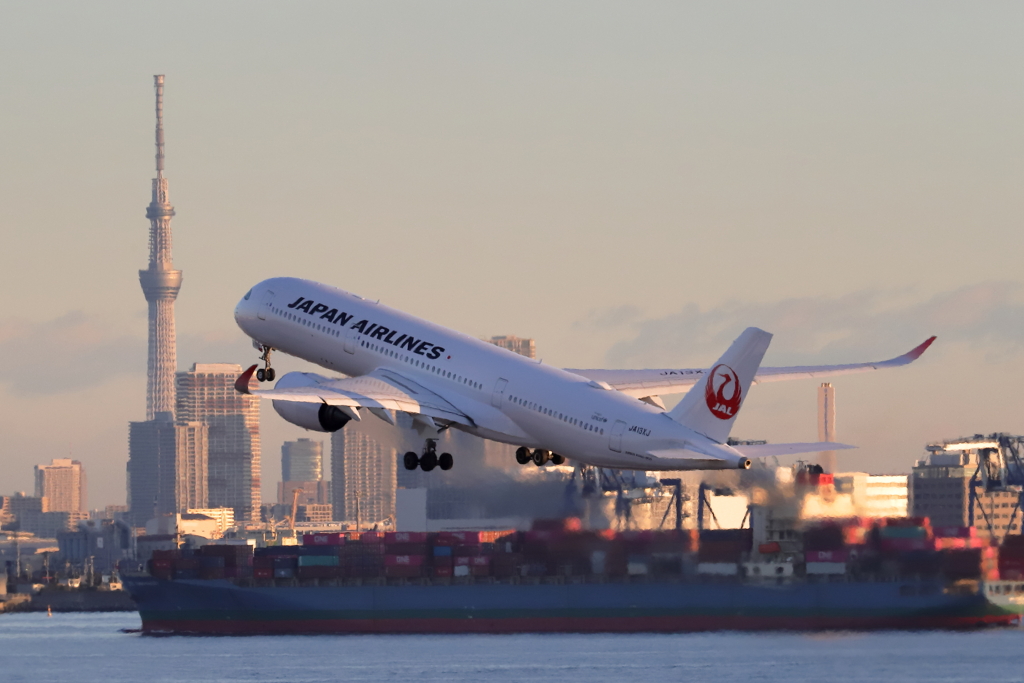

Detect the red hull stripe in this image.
[142,613,1016,635]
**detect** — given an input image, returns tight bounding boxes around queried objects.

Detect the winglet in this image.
[903,336,936,362]
[235,365,258,394]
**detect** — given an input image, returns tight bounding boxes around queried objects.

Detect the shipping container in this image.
[806,562,847,575]
[384,531,429,544]
[384,554,426,567]
[298,555,340,567]
[806,549,850,563]
[303,533,346,546]
[697,562,739,576]
[385,565,424,579]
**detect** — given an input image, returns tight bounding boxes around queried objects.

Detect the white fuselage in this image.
[234,278,745,471]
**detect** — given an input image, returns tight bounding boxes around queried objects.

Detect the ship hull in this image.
[123,576,1017,635]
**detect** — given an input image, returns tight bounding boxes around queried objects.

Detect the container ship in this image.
[122,517,1022,634]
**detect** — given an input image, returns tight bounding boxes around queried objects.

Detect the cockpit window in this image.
[244,289,252,300]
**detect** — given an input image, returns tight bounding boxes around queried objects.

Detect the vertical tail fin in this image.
[667,327,772,443]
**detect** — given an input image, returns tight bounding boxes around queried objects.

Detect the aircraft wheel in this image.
[265,368,276,382]
[550,454,565,465]
[515,447,531,465]
[439,453,453,471]
[256,368,266,382]
[420,451,438,472]
[403,452,419,471]
[532,450,550,467]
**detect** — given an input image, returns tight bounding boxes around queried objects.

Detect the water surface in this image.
[1,612,1021,682]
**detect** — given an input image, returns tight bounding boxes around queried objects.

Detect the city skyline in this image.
[1,4,1022,507]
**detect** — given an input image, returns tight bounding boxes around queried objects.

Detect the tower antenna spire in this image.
[154,75,165,176]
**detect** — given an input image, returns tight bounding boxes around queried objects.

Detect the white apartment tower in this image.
[34,459,86,513]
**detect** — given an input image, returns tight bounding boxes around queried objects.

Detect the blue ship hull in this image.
[122,576,1016,634]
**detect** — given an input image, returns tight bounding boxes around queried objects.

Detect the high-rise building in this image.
[176,363,261,521]
[910,447,1021,542]
[175,422,209,511]
[331,423,396,526]
[127,413,209,525]
[486,335,536,359]
[139,75,182,420]
[34,459,86,513]
[282,439,323,482]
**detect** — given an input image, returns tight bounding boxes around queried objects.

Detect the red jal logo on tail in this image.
[704,364,742,420]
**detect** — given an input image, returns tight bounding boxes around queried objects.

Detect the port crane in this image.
[928,434,1024,537]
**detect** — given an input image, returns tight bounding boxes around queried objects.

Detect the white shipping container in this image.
[806,561,847,575]
[627,561,649,576]
[453,565,470,577]
[697,563,739,576]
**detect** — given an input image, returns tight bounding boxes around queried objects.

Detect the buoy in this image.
[47,605,52,617]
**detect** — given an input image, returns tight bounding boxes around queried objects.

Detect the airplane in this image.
[233,277,935,473]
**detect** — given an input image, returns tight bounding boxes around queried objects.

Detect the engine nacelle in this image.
[271,371,352,433]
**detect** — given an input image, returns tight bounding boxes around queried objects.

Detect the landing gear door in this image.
[609,420,626,453]
[343,328,356,354]
[491,378,508,408]
[257,289,275,320]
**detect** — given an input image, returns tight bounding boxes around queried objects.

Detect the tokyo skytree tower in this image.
[139,75,182,420]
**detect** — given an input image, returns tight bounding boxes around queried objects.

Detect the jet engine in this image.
[271,371,352,433]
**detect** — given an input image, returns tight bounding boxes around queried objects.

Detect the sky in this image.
[1,2,1022,509]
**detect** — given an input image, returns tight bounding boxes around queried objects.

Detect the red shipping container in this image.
[933,526,976,539]
[384,531,429,544]
[805,549,850,563]
[360,531,385,543]
[454,557,471,566]
[454,544,483,557]
[934,537,968,550]
[524,530,564,543]
[437,531,482,545]
[253,567,273,579]
[152,549,180,560]
[879,538,930,552]
[758,542,781,554]
[433,565,454,578]
[471,565,492,577]
[384,554,426,567]
[384,565,424,578]
[303,533,346,546]
[433,557,453,569]
[470,556,492,567]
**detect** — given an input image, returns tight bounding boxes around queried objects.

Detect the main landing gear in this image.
[515,447,565,467]
[255,346,276,382]
[404,439,454,472]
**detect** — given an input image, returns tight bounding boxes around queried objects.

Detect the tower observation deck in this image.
[140,75,182,419]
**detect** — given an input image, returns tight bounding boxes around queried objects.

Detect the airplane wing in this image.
[566,336,935,399]
[235,365,474,427]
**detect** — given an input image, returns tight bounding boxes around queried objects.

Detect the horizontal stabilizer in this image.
[731,442,856,458]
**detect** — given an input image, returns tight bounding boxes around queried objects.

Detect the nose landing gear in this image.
[255,345,276,382]
[403,439,454,472]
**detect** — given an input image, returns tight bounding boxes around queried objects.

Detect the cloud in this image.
[603,282,1024,368]
[0,313,258,396]
[0,312,145,395]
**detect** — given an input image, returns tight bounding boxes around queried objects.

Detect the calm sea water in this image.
[1,612,1022,682]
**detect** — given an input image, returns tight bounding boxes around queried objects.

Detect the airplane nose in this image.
[235,288,255,328]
